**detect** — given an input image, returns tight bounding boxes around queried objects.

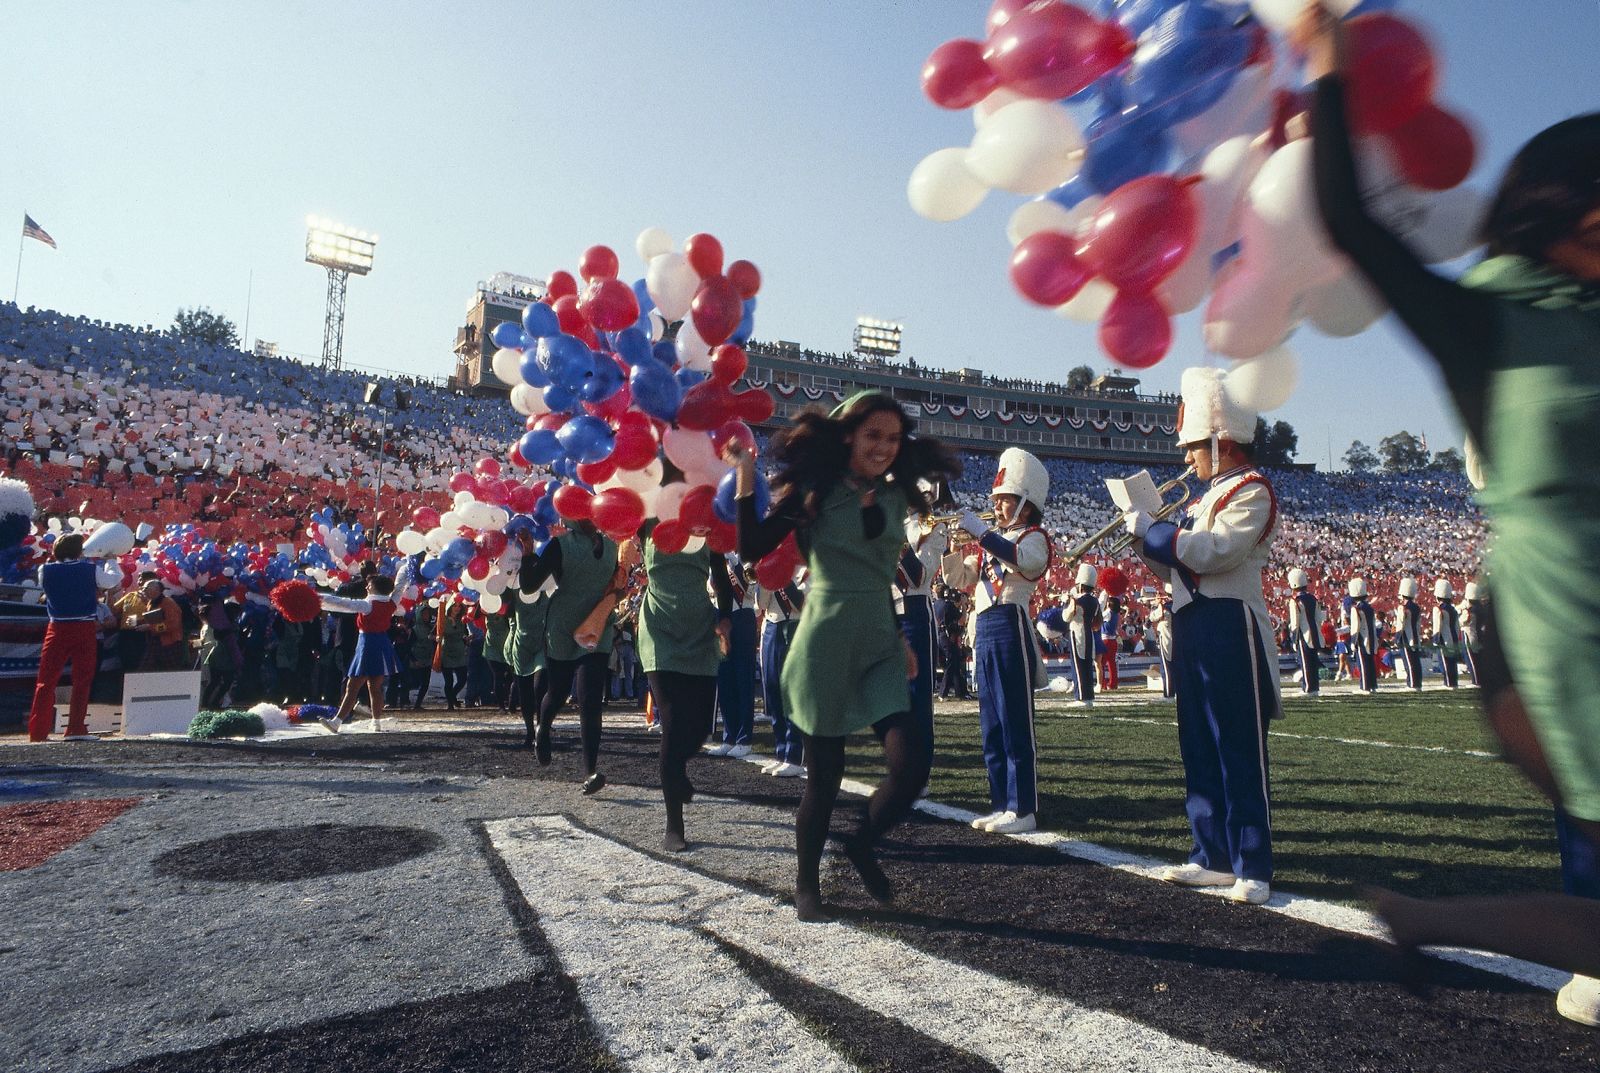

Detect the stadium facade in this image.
[452,274,1181,465]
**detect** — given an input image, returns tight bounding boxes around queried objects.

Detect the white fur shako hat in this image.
[1348,577,1368,598]
[1434,578,1455,600]
[1177,366,1257,468]
[1075,562,1098,587]
[1287,568,1309,589]
[1398,577,1419,599]
[993,447,1049,516]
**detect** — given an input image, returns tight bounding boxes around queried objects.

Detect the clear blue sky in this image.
[3,1,1595,468]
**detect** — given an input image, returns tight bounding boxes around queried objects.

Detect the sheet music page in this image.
[1105,470,1163,515]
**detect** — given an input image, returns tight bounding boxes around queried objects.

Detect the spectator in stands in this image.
[28,534,101,742]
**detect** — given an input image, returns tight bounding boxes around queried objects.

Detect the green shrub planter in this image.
[187,709,267,740]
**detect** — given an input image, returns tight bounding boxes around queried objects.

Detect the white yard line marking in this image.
[1041,709,1499,760]
[488,816,1269,1073]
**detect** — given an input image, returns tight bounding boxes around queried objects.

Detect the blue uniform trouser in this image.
[1295,639,1321,694]
[1399,647,1423,690]
[1557,809,1600,900]
[1070,643,1095,703]
[1354,646,1378,692]
[975,603,1039,817]
[1437,647,1459,688]
[899,595,936,739]
[1173,597,1276,882]
[1463,643,1481,686]
[1158,651,1175,698]
[717,608,758,746]
[760,619,802,765]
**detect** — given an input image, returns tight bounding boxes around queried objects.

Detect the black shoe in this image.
[844,836,894,904]
[661,830,688,853]
[535,725,552,766]
[794,888,832,923]
[581,772,607,795]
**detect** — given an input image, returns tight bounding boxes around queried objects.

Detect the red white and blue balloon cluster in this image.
[911,0,1480,406]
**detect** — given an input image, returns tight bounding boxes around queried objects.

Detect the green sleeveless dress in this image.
[483,610,510,667]
[504,590,548,679]
[637,522,722,677]
[542,530,618,663]
[781,480,911,737]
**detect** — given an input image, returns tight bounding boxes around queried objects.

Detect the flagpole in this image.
[12,220,24,305]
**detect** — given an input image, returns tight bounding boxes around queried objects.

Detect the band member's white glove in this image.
[958,510,988,537]
[1123,510,1154,538]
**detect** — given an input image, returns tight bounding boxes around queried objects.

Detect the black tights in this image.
[649,671,718,838]
[441,666,466,708]
[796,710,932,905]
[517,671,548,745]
[491,662,513,710]
[537,653,609,775]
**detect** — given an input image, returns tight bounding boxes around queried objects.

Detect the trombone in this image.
[1060,467,1195,566]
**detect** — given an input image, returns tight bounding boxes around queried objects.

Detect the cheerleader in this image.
[317,571,403,733]
[730,391,961,921]
[943,447,1053,835]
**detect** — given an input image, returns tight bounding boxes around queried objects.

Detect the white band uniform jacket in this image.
[894,519,949,615]
[1288,591,1323,648]
[942,525,1051,640]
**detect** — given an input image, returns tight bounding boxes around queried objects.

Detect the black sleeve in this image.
[518,539,562,593]
[737,491,805,562]
[1312,74,1499,444]
[707,553,734,615]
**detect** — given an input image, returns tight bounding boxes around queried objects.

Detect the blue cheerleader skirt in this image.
[348,631,400,677]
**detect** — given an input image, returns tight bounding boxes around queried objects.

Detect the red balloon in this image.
[709,344,748,385]
[711,419,756,460]
[726,260,762,299]
[591,487,646,540]
[983,1,1133,100]
[1078,175,1199,294]
[730,387,775,426]
[475,479,507,507]
[579,245,620,282]
[651,519,689,554]
[754,549,798,590]
[1010,230,1092,306]
[553,294,588,337]
[704,519,737,555]
[1098,291,1172,369]
[480,530,509,558]
[507,485,539,513]
[611,423,659,470]
[552,483,594,522]
[412,506,441,529]
[525,415,542,431]
[534,412,567,432]
[677,381,735,431]
[448,472,475,493]
[546,270,578,302]
[684,233,724,279]
[474,456,501,478]
[576,458,617,486]
[1344,13,1436,135]
[1387,104,1475,191]
[467,555,491,581]
[578,277,641,332]
[690,276,744,347]
[986,0,1030,35]
[584,373,634,423]
[922,39,998,109]
[679,485,717,534]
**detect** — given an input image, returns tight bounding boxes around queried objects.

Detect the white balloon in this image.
[655,481,690,523]
[907,148,989,223]
[491,347,523,385]
[395,529,426,556]
[1225,345,1300,411]
[96,560,122,590]
[676,318,713,370]
[616,458,664,496]
[1203,262,1300,359]
[509,382,550,417]
[82,521,135,558]
[1006,199,1077,246]
[1249,0,1358,32]
[482,574,508,596]
[648,310,668,342]
[1055,278,1116,323]
[453,490,476,511]
[646,252,698,322]
[635,226,674,262]
[973,87,1025,127]
[439,510,462,531]
[478,592,503,614]
[1246,141,1342,285]
[966,101,1086,196]
[1061,195,1103,242]
[1306,270,1388,337]
[662,427,719,476]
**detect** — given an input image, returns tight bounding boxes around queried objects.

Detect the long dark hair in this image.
[1483,113,1600,260]
[767,393,962,520]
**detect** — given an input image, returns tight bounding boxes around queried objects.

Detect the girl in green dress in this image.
[730,391,961,921]
[506,531,551,747]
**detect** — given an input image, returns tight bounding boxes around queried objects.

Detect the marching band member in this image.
[944,447,1054,835]
[1064,564,1100,708]
[1461,581,1486,687]
[708,556,759,758]
[1287,568,1323,696]
[755,568,806,777]
[1349,578,1379,693]
[1150,584,1176,701]
[1127,366,1279,905]
[1433,579,1462,690]
[897,483,951,741]
[1394,577,1425,691]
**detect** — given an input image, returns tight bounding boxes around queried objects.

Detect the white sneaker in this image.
[704,743,731,756]
[1159,863,1234,887]
[759,760,780,774]
[1557,974,1600,1027]
[1226,879,1271,905]
[647,722,662,733]
[318,716,341,734]
[769,762,804,778]
[979,811,1017,832]
[988,813,1038,834]
[970,811,1006,830]
[726,744,753,759]
[62,733,98,742]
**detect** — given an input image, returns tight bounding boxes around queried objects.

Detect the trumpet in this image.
[1060,467,1196,566]
[922,509,994,542]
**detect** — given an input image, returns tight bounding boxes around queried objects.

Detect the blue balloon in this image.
[630,361,681,422]
[730,297,757,346]
[1083,105,1172,194]
[521,301,560,339]
[1127,2,1251,126]
[578,355,625,403]
[1107,0,1185,36]
[519,351,550,389]
[542,383,578,413]
[518,429,563,465]
[614,327,652,367]
[533,495,559,526]
[491,321,525,349]
[1044,173,1095,211]
[650,340,678,367]
[540,334,594,389]
[713,468,768,525]
[557,415,616,464]
[418,558,444,580]
[675,367,706,390]
[631,278,654,317]
[552,457,579,480]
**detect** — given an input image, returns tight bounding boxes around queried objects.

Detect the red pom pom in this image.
[1097,565,1130,598]
[270,580,323,623]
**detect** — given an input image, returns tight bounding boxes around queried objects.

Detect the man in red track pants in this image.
[29,534,101,742]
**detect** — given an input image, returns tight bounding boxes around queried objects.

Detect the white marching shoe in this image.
[970,810,1008,831]
[1226,879,1271,905]
[1557,974,1600,1027]
[988,812,1038,834]
[1159,863,1234,888]
[704,742,732,756]
[726,744,753,759]
[768,762,804,778]
[979,811,1018,832]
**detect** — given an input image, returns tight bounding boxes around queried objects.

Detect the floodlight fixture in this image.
[304,215,378,371]
[853,316,903,358]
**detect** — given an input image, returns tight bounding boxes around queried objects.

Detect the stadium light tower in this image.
[853,316,903,359]
[305,217,377,371]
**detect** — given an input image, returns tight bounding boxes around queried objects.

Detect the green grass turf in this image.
[816,689,1561,904]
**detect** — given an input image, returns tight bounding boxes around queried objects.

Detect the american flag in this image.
[21,214,56,249]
